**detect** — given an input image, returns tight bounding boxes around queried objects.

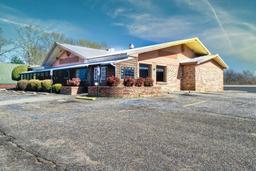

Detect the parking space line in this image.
[183,100,207,107]
[0,96,68,106]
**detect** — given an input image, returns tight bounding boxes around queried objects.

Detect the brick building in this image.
[21,37,228,92]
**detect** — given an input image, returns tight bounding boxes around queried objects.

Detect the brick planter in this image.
[88,86,161,97]
[0,84,16,89]
[60,86,85,95]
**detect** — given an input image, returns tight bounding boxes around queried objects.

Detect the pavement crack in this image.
[0,128,66,170]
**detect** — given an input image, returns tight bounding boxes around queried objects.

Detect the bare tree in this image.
[78,39,107,49]
[16,25,108,65]
[224,69,256,85]
[15,25,45,65]
[0,28,16,60]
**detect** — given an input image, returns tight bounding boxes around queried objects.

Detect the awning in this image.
[21,57,133,74]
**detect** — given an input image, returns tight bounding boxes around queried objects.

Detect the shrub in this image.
[123,77,135,87]
[144,77,154,87]
[52,83,62,93]
[106,76,120,86]
[12,65,28,81]
[41,79,52,92]
[28,79,42,91]
[135,78,145,87]
[17,80,28,91]
[67,77,81,86]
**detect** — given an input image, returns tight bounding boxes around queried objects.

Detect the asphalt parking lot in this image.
[0,90,256,170]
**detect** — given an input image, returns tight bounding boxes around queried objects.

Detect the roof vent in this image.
[129,43,135,49]
[107,48,115,52]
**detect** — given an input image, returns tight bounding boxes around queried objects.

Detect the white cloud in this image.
[0,4,86,38]
[111,0,256,66]
[0,17,28,27]
[112,8,127,18]
[0,4,20,14]
[201,27,256,62]
[126,14,195,41]
[0,15,86,38]
[126,0,157,11]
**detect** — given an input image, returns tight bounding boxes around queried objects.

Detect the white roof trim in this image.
[180,54,228,68]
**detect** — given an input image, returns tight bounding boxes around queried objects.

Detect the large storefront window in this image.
[139,64,150,78]
[54,70,69,84]
[28,74,32,80]
[44,72,50,79]
[156,65,166,82]
[37,72,44,80]
[120,66,135,79]
[76,68,87,81]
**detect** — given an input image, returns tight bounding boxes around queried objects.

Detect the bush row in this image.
[17,79,62,93]
[106,76,154,87]
[12,65,28,81]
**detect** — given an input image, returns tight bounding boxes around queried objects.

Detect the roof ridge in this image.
[56,42,107,52]
[127,37,198,51]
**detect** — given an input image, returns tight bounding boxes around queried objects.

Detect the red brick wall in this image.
[0,84,16,89]
[60,86,85,95]
[181,65,196,90]
[88,86,161,97]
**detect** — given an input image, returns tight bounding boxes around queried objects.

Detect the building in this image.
[0,63,21,89]
[21,37,228,92]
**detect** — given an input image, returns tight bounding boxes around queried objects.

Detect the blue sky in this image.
[0,0,255,72]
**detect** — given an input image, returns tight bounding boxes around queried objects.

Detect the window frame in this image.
[120,66,135,79]
[156,65,167,82]
[94,67,100,81]
[100,66,107,81]
[139,63,151,78]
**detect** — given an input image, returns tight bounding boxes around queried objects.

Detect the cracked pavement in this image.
[0,90,256,170]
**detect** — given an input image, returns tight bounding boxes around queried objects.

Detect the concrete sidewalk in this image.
[0,95,68,106]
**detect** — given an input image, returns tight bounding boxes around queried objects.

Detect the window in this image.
[53,70,69,84]
[100,66,106,81]
[156,65,166,82]
[139,64,150,78]
[94,66,100,81]
[44,72,50,79]
[37,72,44,80]
[76,68,87,81]
[120,66,135,79]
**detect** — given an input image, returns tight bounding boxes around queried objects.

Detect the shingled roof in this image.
[42,37,212,66]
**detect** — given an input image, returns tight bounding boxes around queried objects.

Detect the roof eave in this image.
[126,37,211,56]
[56,42,87,60]
[42,42,58,66]
[193,37,211,55]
